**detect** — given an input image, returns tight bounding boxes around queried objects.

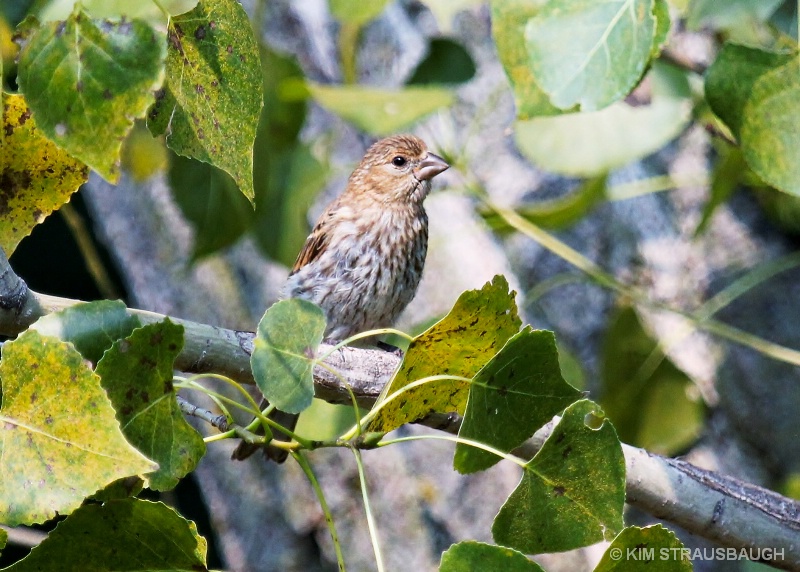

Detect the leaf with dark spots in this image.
[370,275,521,433]
[96,319,204,491]
[553,486,566,497]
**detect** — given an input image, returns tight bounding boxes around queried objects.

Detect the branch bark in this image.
[1,253,798,571]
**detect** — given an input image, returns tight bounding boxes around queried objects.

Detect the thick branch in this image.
[1,258,799,570]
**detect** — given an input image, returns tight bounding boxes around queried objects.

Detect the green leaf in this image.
[329,0,390,26]
[687,0,783,31]
[147,0,263,203]
[481,175,607,235]
[0,331,156,526]
[492,399,625,554]
[39,0,198,26]
[17,7,166,182]
[251,299,327,414]
[695,144,747,236]
[705,43,795,139]
[309,83,454,136]
[5,499,207,571]
[514,97,691,176]
[258,45,308,150]
[96,320,205,491]
[740,57,800,196]
[0,93,88,256]
[30,300,141,364]
[600,306,703,455]
[489,0,561,119]
[595,525,692,571]
[169,153,254,258]
[253,144,328,267]
[0,526,6,554]
[369,275,521,433]
[439,541,545,572]
[650,0,671,59]
[407,38,476,86]
[525,0,657,111]
[455,327,580,474]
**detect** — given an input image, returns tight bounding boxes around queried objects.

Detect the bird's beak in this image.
[414,152,449,181]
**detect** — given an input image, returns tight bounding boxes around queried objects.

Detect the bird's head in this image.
[347,134,449,204]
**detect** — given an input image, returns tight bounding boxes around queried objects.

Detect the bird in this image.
[232,134,449,461]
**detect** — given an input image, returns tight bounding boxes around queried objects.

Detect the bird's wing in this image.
[290,217,331,274]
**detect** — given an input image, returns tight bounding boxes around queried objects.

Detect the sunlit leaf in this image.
[595,525,692,571]
[328,0,390,26]
[309,83,454,136]
[96,320,205,491]
[650,0,671,58]
[5,499,207,571]
[121,120,168,181]
[30,299,141,364]
[489,0,560,119]
[455,327,580,474]
[369,275,521,433]
[0,331,156,526]
[0,93,88,256]
[600,306,703,455]
[440,541,544,572]
[514,97,691,176]
[17,6,166,181]
[525,0,657,111]
[38,0,198,25]
[493,400,625,553]
[251,299,327,414]
[148,0,262,202]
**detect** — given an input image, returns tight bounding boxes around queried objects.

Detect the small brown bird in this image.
[232,134,449,461]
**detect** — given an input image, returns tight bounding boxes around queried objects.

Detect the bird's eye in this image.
[392,156,407,167]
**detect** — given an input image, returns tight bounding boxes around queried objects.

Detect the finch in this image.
[232,134,449,461]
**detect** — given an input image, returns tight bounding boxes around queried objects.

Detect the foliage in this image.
[1,0,799,570]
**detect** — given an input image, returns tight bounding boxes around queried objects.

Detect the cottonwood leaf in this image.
[600,306,703,455]
[514,97,691,176]
[493,400,625,554]
[39,0,198,25]
[5,499,207,571]
[30,300,141,364]
[525,0,657,111]
[251,299,327,414]
[329,0,390,26]
[147,0,262,203]
[0,93,88,256]
[16,6,166,181]
[0,331,156,526]
[369,275,521,433]
[489,0,560,119]
[439,541,544,572]
[96,320,205,491]
[740,57,800,197]
[595,525,691,571]
[687,0,783,31]
[455,327,580,474]
[705,44,795,139]
[650,0,670,59]
[309,83,454,136]
[407,38,476,86]
[481,175,607,235]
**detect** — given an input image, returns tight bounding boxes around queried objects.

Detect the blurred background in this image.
[2,0,800,570]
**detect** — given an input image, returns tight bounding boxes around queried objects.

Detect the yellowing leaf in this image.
[0,94,88,256]
[0,331,156,526]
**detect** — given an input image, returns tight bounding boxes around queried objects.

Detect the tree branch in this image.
[1,254,798,570]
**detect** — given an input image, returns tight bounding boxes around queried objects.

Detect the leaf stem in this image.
[351,448,384,572]
[293,452,347,572]
[378,434,529,469]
